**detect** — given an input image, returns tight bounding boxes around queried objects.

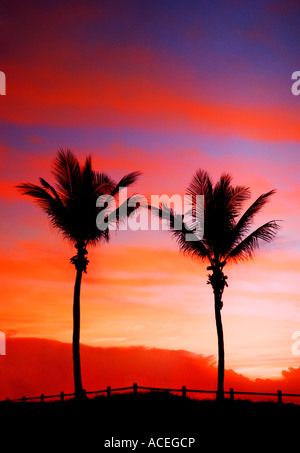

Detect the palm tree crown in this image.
[17,149,141,250]
[172,169,280,267]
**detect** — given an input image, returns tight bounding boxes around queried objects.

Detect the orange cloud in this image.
[1,338,300,403]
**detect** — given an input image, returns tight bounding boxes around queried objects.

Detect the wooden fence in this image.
[1,383,300,404]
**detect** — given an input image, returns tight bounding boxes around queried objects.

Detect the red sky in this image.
[1,0,300,400]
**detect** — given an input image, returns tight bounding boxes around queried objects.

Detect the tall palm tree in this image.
[17,149,141,399]
[151,169,280,400]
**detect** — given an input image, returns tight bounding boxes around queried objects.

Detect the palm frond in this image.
[16,183,57,213]
[39,178,62,202]
[16,181,70,236]
[94,172,116,195]
[228,220,281,262]
[213,172,232,194]
[51,148,81,201]
[172,228,210,261]
[110,171,142,196]
[108,194,146,225]
[229,190,277,250]
[149,202,210,262]
[227,185,251,218]
[186,169,213,198]
[212,174,250,221]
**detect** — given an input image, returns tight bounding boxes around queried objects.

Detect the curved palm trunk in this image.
[73,267,85,398]
[208,268,227,401]
[214,290,225,400]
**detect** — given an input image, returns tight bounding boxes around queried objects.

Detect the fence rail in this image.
[1,384,300,404]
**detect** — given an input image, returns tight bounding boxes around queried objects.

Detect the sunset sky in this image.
[1,0,300,399]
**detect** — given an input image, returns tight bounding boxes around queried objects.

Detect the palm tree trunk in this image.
[214,290,225,400]
[73,267,84,398]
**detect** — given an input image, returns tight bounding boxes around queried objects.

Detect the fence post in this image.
[277,390,282,404]
[60,392,64,402]
[182,386,186,399]
[41,394,44,403]
[133,383,138,396]
[107,386,111,398]
[22,396,26,403]
[230,388,234,402]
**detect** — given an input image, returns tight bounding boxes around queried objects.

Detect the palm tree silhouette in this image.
[17,149,141,399]
[151,169,280,400]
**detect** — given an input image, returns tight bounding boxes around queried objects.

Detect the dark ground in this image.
[1,392,299,450]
